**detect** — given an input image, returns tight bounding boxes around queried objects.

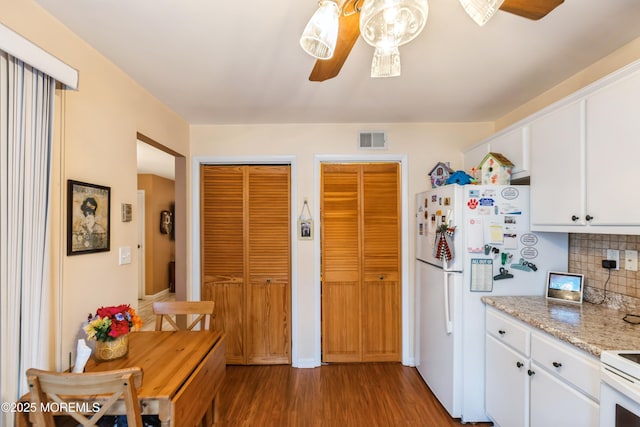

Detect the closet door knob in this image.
[498,330,506,335]
[585,215,594,221]
[527,369,535,376]
[552,362,562,368]
[516,361,524,368]
[571,215,579,222]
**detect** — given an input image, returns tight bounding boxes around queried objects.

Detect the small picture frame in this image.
[67,180,111,255]
[298,218,313,240]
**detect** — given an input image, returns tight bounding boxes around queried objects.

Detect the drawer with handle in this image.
[486,308,530,356]
[530,331,599,400]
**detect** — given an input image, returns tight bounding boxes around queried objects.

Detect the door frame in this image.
[137,190,146,299]
[314,154,410,366]
[191,156,299,363]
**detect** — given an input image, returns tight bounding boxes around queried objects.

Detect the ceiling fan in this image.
[301,0,565,82]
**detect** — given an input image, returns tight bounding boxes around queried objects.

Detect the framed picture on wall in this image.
[67,180,111,255]
[298,218,313,240]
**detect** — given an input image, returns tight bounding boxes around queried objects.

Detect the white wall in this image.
[190,122,492,366]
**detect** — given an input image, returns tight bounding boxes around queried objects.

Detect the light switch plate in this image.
[119,246,131,265]
[625,250,638,271]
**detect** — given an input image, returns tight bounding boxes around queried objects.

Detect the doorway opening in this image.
[136,132,186,301]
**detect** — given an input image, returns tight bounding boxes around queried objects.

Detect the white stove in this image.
[602,351,640,382]
[601,350,640,427]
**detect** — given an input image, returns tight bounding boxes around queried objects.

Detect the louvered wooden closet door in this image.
[246,166,291,364]
[201,166,245,363]
[321,163,401,363]
[321,164,362,362]
[201,165,291,365]
[362,163,401,361]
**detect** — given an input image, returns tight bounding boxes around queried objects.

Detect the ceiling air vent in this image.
[359,131,387,149]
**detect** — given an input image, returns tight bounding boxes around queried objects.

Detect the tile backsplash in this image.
[569,233,640,310]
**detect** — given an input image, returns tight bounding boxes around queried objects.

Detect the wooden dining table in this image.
[18,330,226,427]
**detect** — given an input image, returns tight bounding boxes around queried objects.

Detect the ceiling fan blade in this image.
[499,0,564,20]
[309,7,361,82]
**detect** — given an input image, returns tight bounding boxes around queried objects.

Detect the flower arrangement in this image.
[84,304,142,342]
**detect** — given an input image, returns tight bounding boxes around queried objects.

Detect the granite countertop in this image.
[482,295,640,358]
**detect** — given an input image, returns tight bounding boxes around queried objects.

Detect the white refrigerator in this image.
[415,184,568,423]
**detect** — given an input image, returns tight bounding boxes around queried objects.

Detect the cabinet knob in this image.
[571,215,579,222]
[498,330,506,335]
[552,361,562,368]
[585,215,594,222]
[379,274,385,280]
[516,361,524,368]
[266,278,271,284]
[527,369,535,376]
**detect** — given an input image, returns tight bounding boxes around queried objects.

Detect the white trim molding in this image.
[313,154,411,367]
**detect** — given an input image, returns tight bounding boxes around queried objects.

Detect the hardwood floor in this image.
[137,292,175,331]
[216,363,493,427]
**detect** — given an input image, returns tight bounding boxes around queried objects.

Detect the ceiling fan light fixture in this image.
[371,46,401,78]
[360,0,429,48]
[459,0,505,26]
[299,0,341,60]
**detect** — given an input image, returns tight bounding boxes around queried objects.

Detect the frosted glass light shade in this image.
[360,0,429,48]
[299,0,340,59]
[459,0,505,26]
[371,46,401,78]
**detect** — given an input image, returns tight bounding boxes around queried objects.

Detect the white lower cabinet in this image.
[485,307,599,427]
[486,334,528,427]
[529,361,599,427]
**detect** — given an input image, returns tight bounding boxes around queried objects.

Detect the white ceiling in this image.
[35,0,640,125]
[136,140,175,180]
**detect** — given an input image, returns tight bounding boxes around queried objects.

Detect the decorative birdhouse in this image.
[478,152,514,185]
[429,162,454,188]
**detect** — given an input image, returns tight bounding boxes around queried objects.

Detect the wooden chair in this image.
[25,367,143,427]
[152,300,215,331]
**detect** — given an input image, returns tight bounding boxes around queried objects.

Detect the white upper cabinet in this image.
[585,71,640,227]
[527,61,640,234]
[529,101,585,228]
[464,126,530,180]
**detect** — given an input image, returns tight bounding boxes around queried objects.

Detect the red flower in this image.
[108,319,130,338]
[97,304,131,319]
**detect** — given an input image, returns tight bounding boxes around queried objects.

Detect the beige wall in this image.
[1,0,189,368]
[190,122,493,364]
[138,174,176,296]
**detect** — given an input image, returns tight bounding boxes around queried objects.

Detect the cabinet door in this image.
[464,142,490,175]
[486,335,528,427]
[586,71,640,226]
[490,126,529,178]
[529,101,585,227]
[529,362,599,427]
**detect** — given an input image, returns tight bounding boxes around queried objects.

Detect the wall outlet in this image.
[626,250,638,271]
[606,249,620,270]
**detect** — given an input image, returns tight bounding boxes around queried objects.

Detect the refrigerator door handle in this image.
[443,271,453,335]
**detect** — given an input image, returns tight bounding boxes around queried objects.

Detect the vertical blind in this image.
[0,50,55,427]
